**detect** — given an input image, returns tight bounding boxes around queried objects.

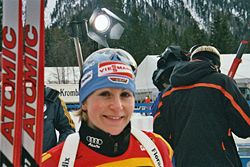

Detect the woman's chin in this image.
[104,127,124,136]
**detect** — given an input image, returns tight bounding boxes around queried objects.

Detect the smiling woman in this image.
[82,88,134,136]
[42,48,174,167]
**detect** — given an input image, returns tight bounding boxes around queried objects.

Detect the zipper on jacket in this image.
[114,142,118,153]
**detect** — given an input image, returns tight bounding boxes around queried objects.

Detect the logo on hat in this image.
[81,70,93,88]
[98,61,134,79]
[108,76,129,84]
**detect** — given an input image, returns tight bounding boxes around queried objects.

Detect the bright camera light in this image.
[87,8,125,47]
[94,14,110,33]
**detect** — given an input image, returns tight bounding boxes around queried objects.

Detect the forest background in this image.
[0,0,249,67]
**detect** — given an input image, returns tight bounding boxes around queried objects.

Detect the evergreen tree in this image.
[121,0,150,63]
[181,22,208,50]
[45,27,77,67]
[0,0,249,65]
[210,11,235,53]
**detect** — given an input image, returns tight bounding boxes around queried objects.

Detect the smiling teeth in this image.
[109,116,120,119]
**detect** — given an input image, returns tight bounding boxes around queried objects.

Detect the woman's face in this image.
[82,88,135,135]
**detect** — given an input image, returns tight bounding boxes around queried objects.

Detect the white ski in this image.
[1,0,24,166]
[22,0,45,166]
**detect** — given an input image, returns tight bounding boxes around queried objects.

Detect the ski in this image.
[22,0,45,166]
[1,0,24,166]
[228,40,249,78]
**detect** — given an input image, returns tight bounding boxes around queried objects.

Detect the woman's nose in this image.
[110,96,123,110]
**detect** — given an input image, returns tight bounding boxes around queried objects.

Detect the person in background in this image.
[153,45,250,167]
[151,45,189,116]
[42,48,173,167]
[144,95,151,103]
[43,86,75,152]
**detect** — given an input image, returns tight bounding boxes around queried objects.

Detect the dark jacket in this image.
[154,60,250,167]
[43,87,75,152]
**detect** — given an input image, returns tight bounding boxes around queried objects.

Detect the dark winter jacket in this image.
[43,87,75,152]
[154,60,250,167]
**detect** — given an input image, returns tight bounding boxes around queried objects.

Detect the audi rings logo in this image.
[86,136,103,145]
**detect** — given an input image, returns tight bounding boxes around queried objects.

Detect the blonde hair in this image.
[74,107,88,122]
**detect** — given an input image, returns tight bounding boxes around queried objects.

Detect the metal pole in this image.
[70,21,84,75]
[73,37,84,75]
